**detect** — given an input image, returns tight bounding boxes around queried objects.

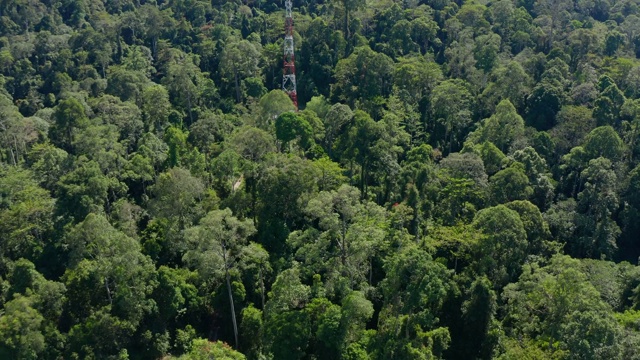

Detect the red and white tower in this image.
[283,0,298,110]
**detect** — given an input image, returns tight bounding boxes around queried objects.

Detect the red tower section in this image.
[282,0,298,110]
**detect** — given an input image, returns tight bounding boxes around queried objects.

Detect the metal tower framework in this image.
[283,0,298,109]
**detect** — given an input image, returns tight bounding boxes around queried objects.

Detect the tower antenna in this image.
[283,0,298,110]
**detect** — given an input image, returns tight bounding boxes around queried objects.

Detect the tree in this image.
[297,19,346,101]
[149,167,205,230]
[323,103,353,157]
[142,84,172,134]
[504,200,551,255]
[240,243,272,310]
[375,242,453,359]
[411,14,440,54]
[230,126,276,163]
[0,168,54,267]
[473,33,501,73]
[337,110,388,197]
[63,213,157,358]
[331,46,394,109]
[288,185,388,295]
[568,28,601,67]
[0,94,41,165]
[4,259,65,358]
[163,125,206,173]
[594,83,626,127]
[333,0,366,39]
[502,255,622,358]
[312,157,347,192]
[388,19,419,56]
[240,305,264,360]
[219,39,261,104]
[459,276,497,359]
[439,152,488,188]
[174,339,246,360]
[551,105,595,155]
[90,94,143,151]
[305,96,332,120]
[0,295,45,360]
[467,99,525,153]
[48,98,89,152]
[340,291,374,346]
[188,111,237,156]
[106,66,150,103]
[184,209,256,348]
[430,79,473,154]
[465,141,506,176]
[275,112,314,152]
[561,310,623,360]
[257,90,296,130]
[583,126,625,162]
[264,267,312,360]
[393,56,443,106]
[526,80,565,131]
[489,163,533,205]
[162,53,214,124]
[620,163,640,260]
[574,157,621,259]
[56,157,127,221]
[472,205,528,286]
[256,155,320,256]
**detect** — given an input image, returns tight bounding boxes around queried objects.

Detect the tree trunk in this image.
[12,135,19,165]
[186,93,193,125]
[234,69,241,103]
[345,8,350,39]
[259,268,266,310]
[152,36,158,59]
[105,277,113,305]
[225,268,239,349]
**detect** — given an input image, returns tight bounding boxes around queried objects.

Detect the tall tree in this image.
[288,184,388,295]
[333,0,366,39]
[184,208,256,349]
[430,79,473,154]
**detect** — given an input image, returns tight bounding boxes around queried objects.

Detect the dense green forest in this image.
[3,0,640,358]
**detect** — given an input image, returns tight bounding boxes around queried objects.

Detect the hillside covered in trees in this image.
[3,0,640,359]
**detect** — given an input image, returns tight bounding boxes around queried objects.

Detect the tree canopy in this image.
[2,0,640,359]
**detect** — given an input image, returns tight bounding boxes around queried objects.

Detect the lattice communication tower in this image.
[283,0,298,110]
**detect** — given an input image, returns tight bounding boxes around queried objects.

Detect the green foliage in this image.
[375,242,454,359]
[174,339,245,360]
[49,98,89,152]
[275,112,314,151]
[289,184,387,295]
[468,100,525,153]
[489,163,533,205]
[502,255,622,357]
[2,1,640,359]
[431,79,473,153]
[472,205,528,286]
[0,294,46,360]
[332,46,394,109]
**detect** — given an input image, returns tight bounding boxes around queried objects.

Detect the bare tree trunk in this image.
[105,277,113,305]
[9,147,16,166]
[234,69,241,103]
[345,9,350,39]
[225,269,239,348]
[259,268,266,310]
[12,135,19,165]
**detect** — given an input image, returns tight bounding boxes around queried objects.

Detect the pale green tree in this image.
[184,208,256,348]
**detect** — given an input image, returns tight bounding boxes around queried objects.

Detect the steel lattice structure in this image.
[283,0,298,109]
